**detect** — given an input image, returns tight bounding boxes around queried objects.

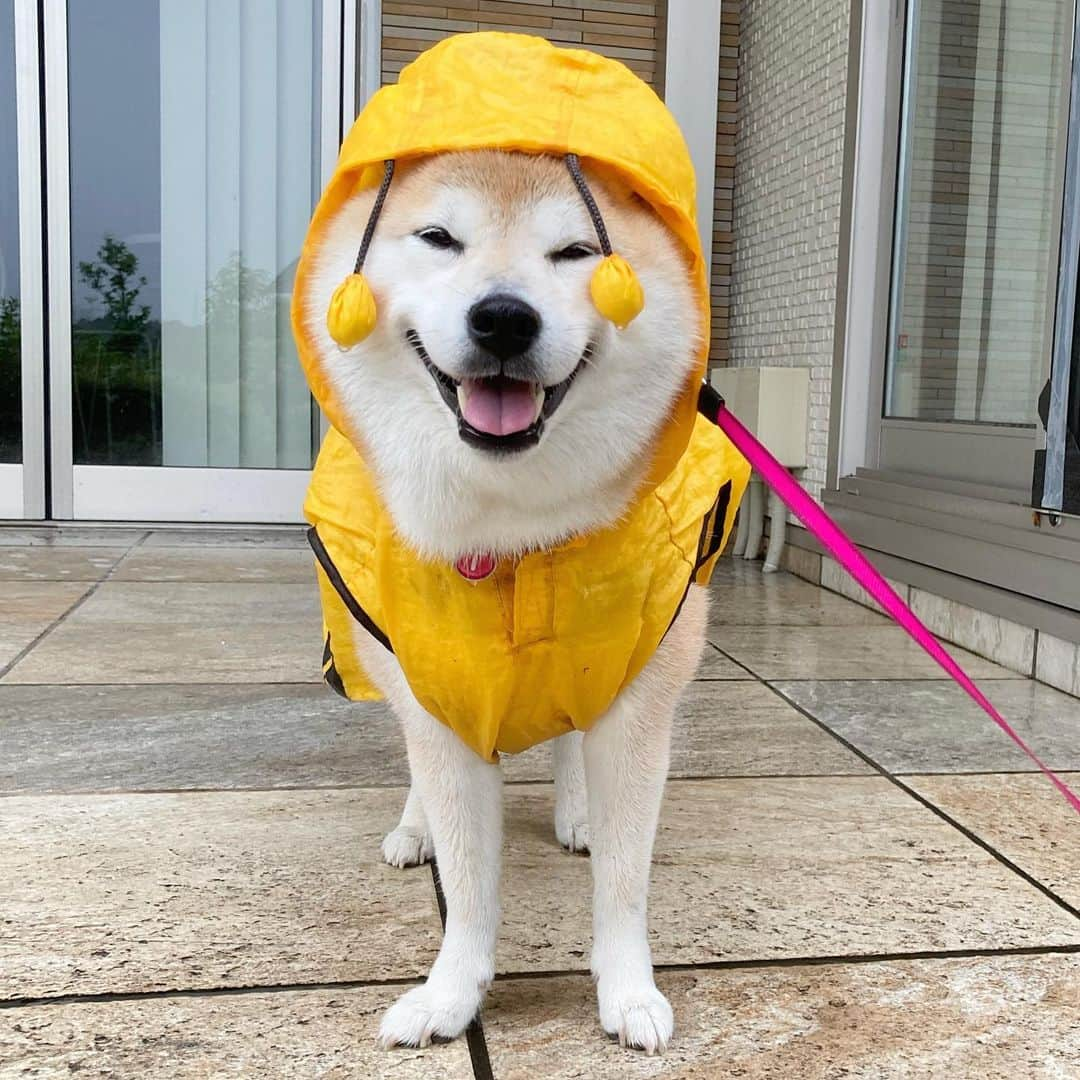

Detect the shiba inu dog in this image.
[293,33,748,1054]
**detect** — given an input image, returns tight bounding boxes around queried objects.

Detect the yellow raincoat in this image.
[294,33,750,760]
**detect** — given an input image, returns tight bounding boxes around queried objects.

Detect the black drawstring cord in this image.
[565,153,612,257]
[353,160,396,274]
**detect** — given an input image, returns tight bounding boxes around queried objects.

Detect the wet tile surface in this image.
[0,985,472,1079]
[710,625,1022,681]
[774,679,1080,774]
[2,583,324,684]
[141,528,309,549]
[696,643,754,679]
[0,546,126,581]
[708,565,888,627]
[493,779,1080,975]
[0,789,442,999]
[907,772,1080,911]
[483,954,1080,1079]
[504,681,870,783]
[0,685,401,794]
[113,545,316,583]
[0,582,92,668]
[3,536,1079,1078]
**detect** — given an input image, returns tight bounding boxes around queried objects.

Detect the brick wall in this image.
[728,0,850,500]
[381,2,667,88]
[709,2,738,366]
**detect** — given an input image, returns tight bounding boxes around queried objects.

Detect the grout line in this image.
[5,769,1078,802]
[494,943,1080,983]
[0,531,149,682]
[429,860,495,1080]
[710,644,1080,923]
[6,942,1078,1013]
[0,974,425,1011]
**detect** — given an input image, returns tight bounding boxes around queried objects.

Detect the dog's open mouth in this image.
[406,329,589,452]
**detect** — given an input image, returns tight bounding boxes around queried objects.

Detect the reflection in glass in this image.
[887,0,1070,425]
[68,0,321,468]
[1,0,20,463]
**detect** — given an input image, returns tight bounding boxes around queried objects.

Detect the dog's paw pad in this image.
[377,983,479,1049]
[381,826,434,869]
[555,818,590,854]
[599,985,673,1055]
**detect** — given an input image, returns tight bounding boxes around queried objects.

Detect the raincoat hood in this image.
[293,30,708,486]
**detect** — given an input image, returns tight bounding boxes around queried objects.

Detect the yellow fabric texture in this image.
[292,30,708,486]
[306,415,750,761]
[294,31,752,760]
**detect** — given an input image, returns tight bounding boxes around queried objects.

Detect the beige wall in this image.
[729,0,850,500]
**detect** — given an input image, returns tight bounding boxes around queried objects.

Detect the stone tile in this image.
[0,985,472,1078]
[143,528,309,549]
[493,778,1080,974]
[0,685,405,794]
[3,583,324,684]
[113,545,316,583]
[0,582,91,668]
[0,546,126,582]
[709,569,887,627]
[483,954,1080,1079]
[503,681,870,783]
[696,644,753,679]
[779,541,822,584]
[2,623,323,685]
[908,773,1080,911]
[0,789,442,1000]
[774,680,1080,774]
[0,527,145,548]
[910,588,1036,676]
[52,581,320,624]
[710,626,1022,681]
[821,555,910,615]
[1036,632,1080,699]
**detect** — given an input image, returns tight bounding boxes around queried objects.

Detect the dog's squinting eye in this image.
[550,242,599,263]
[415,226,463,253]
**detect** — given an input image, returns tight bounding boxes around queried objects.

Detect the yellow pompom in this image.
[327,273,377,347]
[590,254,645,329]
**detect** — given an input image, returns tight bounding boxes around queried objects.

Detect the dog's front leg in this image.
[381,784,434,868]
[552,731,589,852]
[379,704,502,1048]
[583,681,674,1053]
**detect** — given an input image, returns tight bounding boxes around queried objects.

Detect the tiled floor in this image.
[1,531,1078,1079]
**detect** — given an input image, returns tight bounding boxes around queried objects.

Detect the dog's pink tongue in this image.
[461,378,537,436]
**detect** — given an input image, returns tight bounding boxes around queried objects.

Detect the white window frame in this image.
[33,0,352,523]
[4,0,46,520]
[835,0,1069,500]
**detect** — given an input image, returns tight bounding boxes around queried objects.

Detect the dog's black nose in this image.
[467,294,541,361]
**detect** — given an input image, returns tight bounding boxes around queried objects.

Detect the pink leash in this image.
[700,385,1080,816]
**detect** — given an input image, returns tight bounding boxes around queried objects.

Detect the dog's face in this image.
[304,150,700,560]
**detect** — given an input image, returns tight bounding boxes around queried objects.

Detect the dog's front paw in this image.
[377,981,481,1048]
[381,826,434,869]
[598,980,673,1054]
[554,812,590,854]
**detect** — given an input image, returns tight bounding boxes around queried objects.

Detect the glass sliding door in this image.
[882,0,1072,492]
[50,0,337,522]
